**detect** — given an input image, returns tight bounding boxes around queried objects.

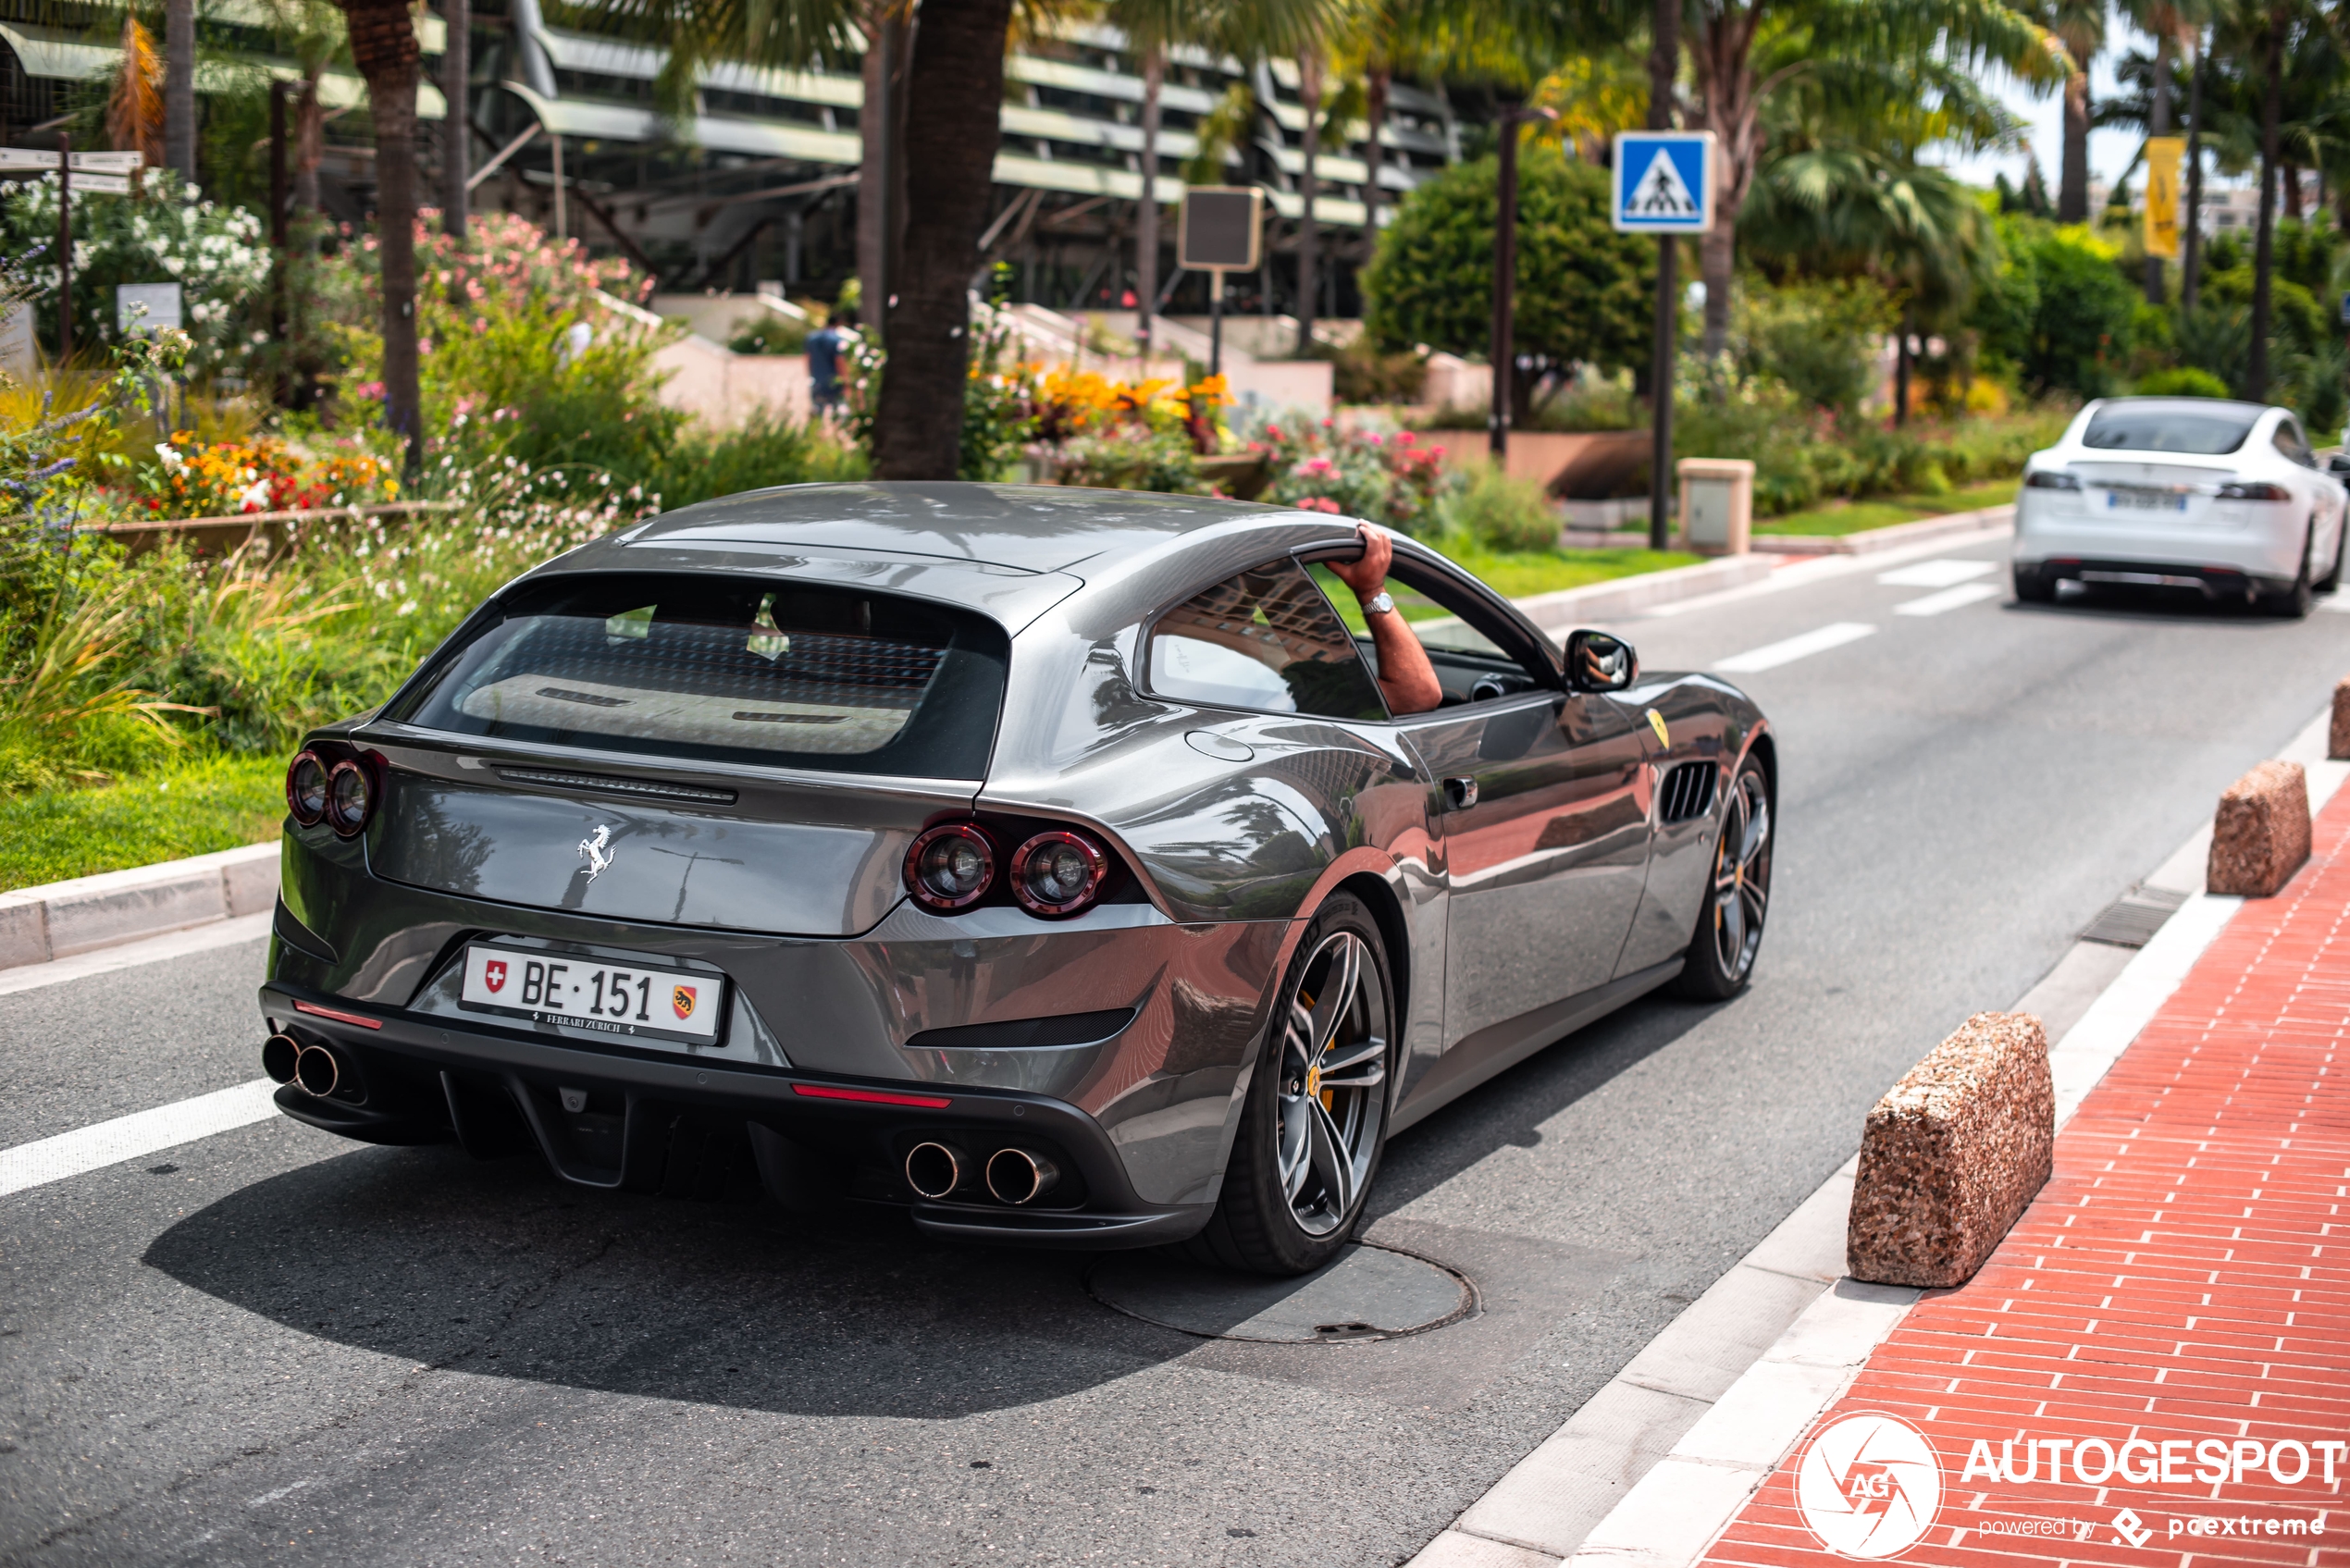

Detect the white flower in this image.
[155,444,186,475]
[238,478,271,512]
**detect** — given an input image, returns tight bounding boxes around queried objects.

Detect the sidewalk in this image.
[1699,778,2350,1562]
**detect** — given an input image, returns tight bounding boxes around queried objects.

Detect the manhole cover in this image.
[1086,1243,1474,1343]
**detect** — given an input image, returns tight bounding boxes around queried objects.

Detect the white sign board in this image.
[1612,132,1716,233]
[118,283,184,335]
[0,149,145,175]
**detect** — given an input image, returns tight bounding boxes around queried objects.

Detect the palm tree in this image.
[2043,0,2103,221]
[165,0,195,180]
[1684,0,2057,358]
[337,0,424,470]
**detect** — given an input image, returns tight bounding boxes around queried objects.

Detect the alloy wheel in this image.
[1711,769,1772,983]
[1275,931,1388,1237]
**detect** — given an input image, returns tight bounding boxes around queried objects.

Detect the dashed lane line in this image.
[1876,558,1997,588]
[1711,621,1878,674]
[0,1078,279,1197]
[1893,582,2004,617]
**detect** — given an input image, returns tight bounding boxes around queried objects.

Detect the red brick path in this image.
[1702,784,2350,1564]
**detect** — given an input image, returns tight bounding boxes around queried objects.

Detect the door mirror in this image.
[1565,630,1638,693]
[2328,453,2350,476]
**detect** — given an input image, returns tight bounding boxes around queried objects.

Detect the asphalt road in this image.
[7,533,2347,1568]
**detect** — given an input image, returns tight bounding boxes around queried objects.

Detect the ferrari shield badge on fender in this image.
[673,984,698,1020]
[1646,709,1671,747]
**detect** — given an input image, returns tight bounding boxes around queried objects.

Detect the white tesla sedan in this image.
[2011,397,2348,617]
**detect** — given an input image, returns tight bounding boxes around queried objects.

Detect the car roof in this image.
[604,481,1294,574]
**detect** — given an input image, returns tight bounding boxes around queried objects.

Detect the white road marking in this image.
[1713,622,1878,673]
[0,1079,279,1197]
[1644,517,2013,618]
[1877,558,1996,588]
[1893,582,2004,617]
[2319,595,2350,612]
[0,911,272,998]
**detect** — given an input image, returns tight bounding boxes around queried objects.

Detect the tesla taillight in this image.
[1010,830,1108,918]
[2217,481,2290,500]
[286,750,328,826]
[2023,470,2081,490]
[906,822,996,910]
[325,759,374,837]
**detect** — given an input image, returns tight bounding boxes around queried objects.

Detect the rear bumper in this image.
[2012,556,2288,599]
[260,980,1215,1249]
[2014,500,2303,585]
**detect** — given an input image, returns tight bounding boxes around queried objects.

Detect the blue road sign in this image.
[1613,131,1717,233]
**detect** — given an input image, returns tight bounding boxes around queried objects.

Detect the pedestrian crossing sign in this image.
[1612,131,1716,233]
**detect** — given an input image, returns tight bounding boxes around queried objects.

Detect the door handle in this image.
[1443,777,1478,810]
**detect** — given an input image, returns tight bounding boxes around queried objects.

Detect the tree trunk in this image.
[2282,163,2303,220]
[1362,69,1388,263]
[1294,52,1321,358]
[341,0,423,472]
[442,0,469,240]
[2059,38,2091,222]
[164,0,195,180]
[2182,32,2205,310]
[871,0,1012,478]
[1893,317,1911,427]
[857,6,908,320]
[1689,9,1760,358]
[2248,14,2282,400]
[294,80,323,212]
[2145,30,2171,303]
[1136,46,1161,355]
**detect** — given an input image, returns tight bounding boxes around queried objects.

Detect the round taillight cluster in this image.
[904,821,1113,919]
[286,748,378,839]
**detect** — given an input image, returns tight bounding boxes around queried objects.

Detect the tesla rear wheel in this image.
[2321,525,2344,594]
[1183,894,1392,1277]
[1675,759,1773,1001]
[2260,527,2315,618]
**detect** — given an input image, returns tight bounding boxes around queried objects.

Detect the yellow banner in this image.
[2145,137,2184,259]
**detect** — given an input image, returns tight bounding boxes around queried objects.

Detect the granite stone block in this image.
[1848,1011,2053,1289]
[2207,759,2310,897]
[2331,677,2350,761]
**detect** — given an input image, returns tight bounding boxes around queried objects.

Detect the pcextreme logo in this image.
[1797,1414,1943,1559]
[1793,1416,2342,1559]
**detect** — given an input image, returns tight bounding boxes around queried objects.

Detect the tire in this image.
[1181,893,1394,1277]
[2013,563,2056,604]
[2260,526,2315,618]
[1673,758,1774,1001]
[2320,520,2344,595]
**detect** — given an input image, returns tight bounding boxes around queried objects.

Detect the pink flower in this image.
[1295,497,1342,513]
[354,381,386,401]
[1398,432,1416,446]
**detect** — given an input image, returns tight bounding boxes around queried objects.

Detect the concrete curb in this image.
[1407,698,2345,1568]
[0,842,279,971]
[1513,556,1778,635]
[1750,503,2015,557]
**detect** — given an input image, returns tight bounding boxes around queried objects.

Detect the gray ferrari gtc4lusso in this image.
[261,483,1775,1276]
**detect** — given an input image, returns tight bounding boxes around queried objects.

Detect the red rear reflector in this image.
[792,1083,952,1109]
[293,999,383,1031]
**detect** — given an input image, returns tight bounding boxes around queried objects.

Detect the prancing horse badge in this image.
[577,824,615,882]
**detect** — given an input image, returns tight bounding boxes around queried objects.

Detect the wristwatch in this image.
[1364,591,1395,616]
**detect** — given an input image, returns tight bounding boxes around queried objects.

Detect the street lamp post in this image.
[1647,0,1680,551]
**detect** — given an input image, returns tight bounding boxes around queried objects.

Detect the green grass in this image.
[1755,478,2019,537]
[0,755,284,893]
[1314,546,1701,633]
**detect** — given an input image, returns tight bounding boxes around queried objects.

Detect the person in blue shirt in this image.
[806,307,856,415]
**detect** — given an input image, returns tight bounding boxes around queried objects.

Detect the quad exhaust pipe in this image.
[903,1141,1061,1205]
[262,1033,346,1098]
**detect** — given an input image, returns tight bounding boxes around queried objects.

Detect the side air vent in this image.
[1658,761,1717,825]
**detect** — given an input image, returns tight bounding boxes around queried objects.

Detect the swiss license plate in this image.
[458,945,723,1043]
[2105,489,2186,512]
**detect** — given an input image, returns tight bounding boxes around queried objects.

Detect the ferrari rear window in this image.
[2082,403,2260,454]
[386,574,1008,778]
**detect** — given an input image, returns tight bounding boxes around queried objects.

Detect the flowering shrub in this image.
[1256,421,1453,534]
[1052,423,1201,492]
[130,432,397,516]
[0,171,268,375]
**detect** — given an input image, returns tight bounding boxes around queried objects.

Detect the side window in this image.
[1148,561,1389,721]
[2276,420,2315,466]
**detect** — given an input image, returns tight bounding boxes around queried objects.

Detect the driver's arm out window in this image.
[1147,562,1389,721]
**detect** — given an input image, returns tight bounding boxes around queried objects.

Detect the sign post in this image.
[1613,130,1715,550]
[1178,186,1262,378]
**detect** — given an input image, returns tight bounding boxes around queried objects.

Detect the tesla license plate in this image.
[2105,489,2186,512]
[458,945,724,1044]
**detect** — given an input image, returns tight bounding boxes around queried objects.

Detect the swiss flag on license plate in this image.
[485,959,507,993]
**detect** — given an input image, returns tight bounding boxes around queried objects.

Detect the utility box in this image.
[1678,457,1754,555]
